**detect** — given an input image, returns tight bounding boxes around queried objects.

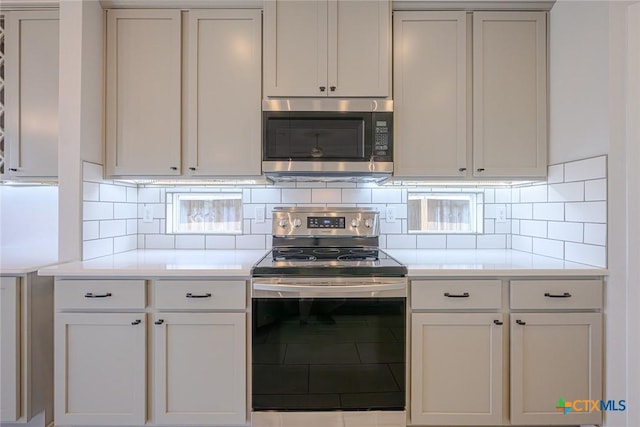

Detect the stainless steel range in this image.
[251,208,407,427]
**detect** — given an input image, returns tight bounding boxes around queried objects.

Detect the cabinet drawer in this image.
[411,280,502,310]
[510,279,603,310]
[154,280,246,310]
[55,279,146,310]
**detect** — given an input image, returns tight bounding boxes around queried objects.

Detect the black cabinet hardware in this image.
[319,86,326,92]
[189,167,197,171]
[154,319,164,325]
[516,319,526,325]
[9,168,18,172]
[477,168,485,172]
[131,319,142,325]
[170,166,178,171]
[493,319,504,325]
[84,292,112,298]
[186,292,212,299]
[544,292,572,298]
[444,292,470,298]
[458,167,467,172]
[330,86,336,91]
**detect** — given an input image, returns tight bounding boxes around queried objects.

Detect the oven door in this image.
[251,277,406,412]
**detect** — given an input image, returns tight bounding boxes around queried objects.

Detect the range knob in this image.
[278,218,288,228]
[364,218,373,228]
[350,218,360,228]
[292,218,302,228]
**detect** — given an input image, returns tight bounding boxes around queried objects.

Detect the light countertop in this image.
[38,249,607,278]
[1,248,59,275]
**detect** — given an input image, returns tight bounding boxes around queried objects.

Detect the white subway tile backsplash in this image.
[83,238,113,260]
[311,188,342,204]
[126,219,138,235]
[519,220,547,238]
[342,189,372,204]
[138,219,160,234]
[371,189,402,204]
[547,164,564,184]
[495,188,511,203]
[83,221,99,241]
[565,201,607,223]
[548,182,584,202]
[236,234,266,249]
[510,188,520,204]
[416,235,447,249]
[484,189,495,203]
[565,242,606,267]
[138,188,161,203]
[585,179,607,201]
[564,156,606,182]
[512,204,533,220]
[175,235,205,249]
[127,187,138,203]
[83,182,100,202]
[386,235,416,249]
[145,234,176,249]
[100,184,127,203]
[380,220,402,234]
[512,235,533,252]
[584,223,607,246]
[99,220,127,238]
[137,235,145,249]
[84,202,114,221]
[494,219,511,234]
[252,188,281,204]
[114,235,137,253]
[484,219,495,234]
[251,220,271,235]
[114,203,138,219]
[282,189,311,204]
[205,235,236,250]
[446,235,476,249]
[519,185,547,203]
[533,203,565,221]
[477,234,506,249]
[548,222,584,243]
[532,238,564,259]
[511,220,520,234]
[298,181,326,188]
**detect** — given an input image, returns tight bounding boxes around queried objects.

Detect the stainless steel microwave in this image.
[262,99,393,181]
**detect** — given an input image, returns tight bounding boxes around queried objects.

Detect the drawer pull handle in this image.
[131,319,141,325]
[544,292,572,298]
[493,319,503,325]
[444,292,470,298]
[84,292,112,298]
[155,319,164,325]
[516,319,526,325]
[186,292,212,299]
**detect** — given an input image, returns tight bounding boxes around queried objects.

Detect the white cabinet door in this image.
[510,313,602,425]
[263,0,327,97]
[105,10,181,177]
[411,313,504,425]
[185,10,261,176]
[55,313,146,426]
[328,0,390,97]
[393,12,467,178]
[473,12,547,178]
[3,11,58,179]
[152,313,246,425]
[0,277,20,422]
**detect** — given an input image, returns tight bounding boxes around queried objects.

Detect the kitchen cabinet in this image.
[151,280,246,425]
[410,280,505,425]
[54,279,147,426]
[185,10,261,177]
[2,11,59,180]
[394,11,547,179]
[510,280,603,425]
[263,0,390,97]
[0,273,54,426]
[105,9,182,177]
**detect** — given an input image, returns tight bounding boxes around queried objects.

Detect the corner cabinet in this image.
[263,0,390,97]
[2,11,59,180]
[394,11,547,180]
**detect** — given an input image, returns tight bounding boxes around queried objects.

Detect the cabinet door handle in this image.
[477,168,485,172]
[516,319,526,325]
[493,319,504,325]
[444,292,470,298]
[131,319,142,325]
[186,292,212,299]
[189,167,197,171]
[458,167,467,172]
[319,86,326,92]
[9,168,18,172]
[154,319,164,325]
[170,166,178,171]
[84,292,112,298]
[544,292,572,298]
[330,86,336,92]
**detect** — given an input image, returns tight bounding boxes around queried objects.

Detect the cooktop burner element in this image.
[251,207,407,277]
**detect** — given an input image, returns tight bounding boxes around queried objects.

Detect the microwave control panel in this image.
[374,121,389,156]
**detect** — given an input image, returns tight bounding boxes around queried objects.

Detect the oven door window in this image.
[252,297,405,411]
[263,114,369,161]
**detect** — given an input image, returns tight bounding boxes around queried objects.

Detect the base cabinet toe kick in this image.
[50,276,604,427]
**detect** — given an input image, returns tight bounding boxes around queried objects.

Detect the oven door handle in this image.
[252,282,406,297]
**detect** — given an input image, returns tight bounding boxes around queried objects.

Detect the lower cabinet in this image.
[0,277,20,422]
[152,312,246,425]
[411,313,505,425]
[54,313,147,426]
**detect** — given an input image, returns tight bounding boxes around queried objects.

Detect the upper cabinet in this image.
[394,11,547,179]
[2,11,59,180]
[105,9,261,178]
[263,0,390,97]
[105,10,182,177]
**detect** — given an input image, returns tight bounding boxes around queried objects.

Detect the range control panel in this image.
[272,208,379,237]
